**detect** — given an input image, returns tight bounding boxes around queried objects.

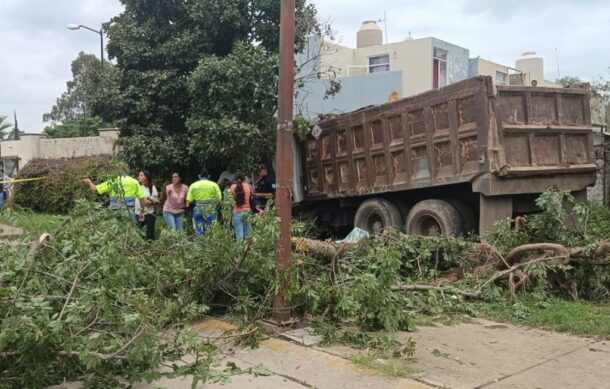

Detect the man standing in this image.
[186,168,222,236]
[81,175,146,221]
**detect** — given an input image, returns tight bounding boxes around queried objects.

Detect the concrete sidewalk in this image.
[137,317,610,389]
[405,319,609,389]
[49,316,610,389]
[195,318,431,389]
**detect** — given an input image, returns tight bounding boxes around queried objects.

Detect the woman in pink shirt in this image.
[163,172,188,232]
[230,171,253,241]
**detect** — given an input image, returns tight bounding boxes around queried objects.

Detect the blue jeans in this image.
[193,204,216,237]
[232,211,253,241]
[163,211,185,232]
[0,192,4,211]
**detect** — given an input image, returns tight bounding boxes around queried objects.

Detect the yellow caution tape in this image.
[0,176,48,185]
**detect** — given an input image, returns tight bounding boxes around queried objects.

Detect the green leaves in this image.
[251,363,272,377]
[0,200,278,387]
[99,0,319,178]
[186,43,279,172]
[12,156,121,214]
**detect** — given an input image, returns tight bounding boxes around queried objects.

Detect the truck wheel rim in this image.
[418,216,441,236]
[368,215,384,233]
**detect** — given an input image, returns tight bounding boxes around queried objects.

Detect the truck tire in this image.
[447,199,477,235]
[405,199,464,237]
[354,198,402,234]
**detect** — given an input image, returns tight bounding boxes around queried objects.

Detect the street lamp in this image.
[67,23,107,128]
[67,23,104,69]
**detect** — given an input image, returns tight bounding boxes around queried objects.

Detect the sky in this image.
[1,0,609,133]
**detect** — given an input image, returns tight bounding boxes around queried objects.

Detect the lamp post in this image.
[67,23,104,69]
[67,23,106,127]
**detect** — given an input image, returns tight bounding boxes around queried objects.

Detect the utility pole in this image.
[272,0,296,323]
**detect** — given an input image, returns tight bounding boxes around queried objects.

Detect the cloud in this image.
[1,0,608,133]
[0,0,122,132]
[312,0,610,82]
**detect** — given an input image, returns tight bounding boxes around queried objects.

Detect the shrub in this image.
[11,156,121,214]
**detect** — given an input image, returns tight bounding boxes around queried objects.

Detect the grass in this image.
[476,297,610,339]
[349,354,416,378]
[0,206,191,239]
[0,210,66,235]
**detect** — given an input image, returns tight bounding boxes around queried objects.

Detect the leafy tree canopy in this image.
[187,43,279,172]
[43,116,102,138]
[43,52,120,127]
[105,0,319,179]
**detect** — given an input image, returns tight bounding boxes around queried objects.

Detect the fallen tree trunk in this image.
[504,243,570,266]
[291,237,340,258]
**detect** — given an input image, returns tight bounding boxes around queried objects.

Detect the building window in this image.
[369,55,390,73]
[433,48,448,89]
[496,71,508,85]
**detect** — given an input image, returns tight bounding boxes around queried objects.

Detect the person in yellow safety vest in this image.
[81,175,146,221]
[186,168,222,237]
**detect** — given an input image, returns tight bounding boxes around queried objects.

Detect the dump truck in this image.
[293,76,596,236]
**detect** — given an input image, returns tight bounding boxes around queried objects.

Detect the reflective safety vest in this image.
[186,179,221,206]
[96,176,144,209]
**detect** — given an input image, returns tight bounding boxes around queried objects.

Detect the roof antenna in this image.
[378,11,388,44]
[555,47,561,79]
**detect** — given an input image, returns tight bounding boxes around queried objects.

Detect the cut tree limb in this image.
[291,237,339,258]
[390,284,482,298]
[26,232,52,262]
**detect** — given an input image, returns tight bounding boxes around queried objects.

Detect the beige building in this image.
[316,21,470,98]
[0,128,119,176]
[469,52,559,87]
[296,21,560,119]
[469,57,512,85]
[296,21,471,119]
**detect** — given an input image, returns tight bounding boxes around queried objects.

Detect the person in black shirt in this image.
[253,163,275,212]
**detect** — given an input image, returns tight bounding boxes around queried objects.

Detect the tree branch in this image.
[390,284,482,298]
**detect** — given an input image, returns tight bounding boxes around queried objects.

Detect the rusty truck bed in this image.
[302,76,596,201]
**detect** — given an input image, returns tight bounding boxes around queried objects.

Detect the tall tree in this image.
[105,0,319,178]
[0,115,12,140]
[186,43,279,173]
[43,52,120,138]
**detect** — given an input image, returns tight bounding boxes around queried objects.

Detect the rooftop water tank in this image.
[515,51,544,86]
[357,20,383,48]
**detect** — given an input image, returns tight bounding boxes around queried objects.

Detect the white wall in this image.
[473,58,510,84]
[1,129,119,171]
